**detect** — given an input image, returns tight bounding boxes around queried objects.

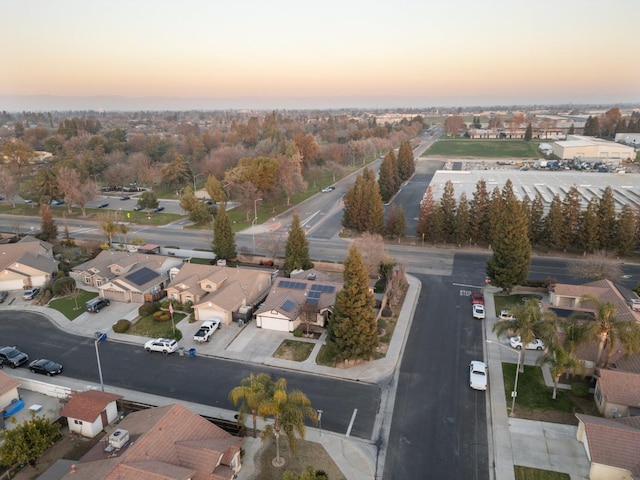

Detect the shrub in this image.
[112,319,131,333]
[139,301,160,316]
[52,277,76,297]
[293,327,303,338]
[571,382,590,397]
[153,311,171,322]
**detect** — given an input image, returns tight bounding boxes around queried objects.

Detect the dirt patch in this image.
[273,339,315,362]
[512,393,600,425]
[254,437,346,480]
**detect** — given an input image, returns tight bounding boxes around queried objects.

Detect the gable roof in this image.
[597,369,640,408]
[0,371,20,395]
[64,403,242,480]
[60,390,123,422]
[74,251,177,278]
[0,240,56,274]
[255,277,341,320]
[576,413,640,473]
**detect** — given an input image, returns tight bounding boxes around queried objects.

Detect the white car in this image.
[499,310,515,321]
[509,336,545,350]
[469,361,487,390]
[472,303,485,319]
[144,338,179,355]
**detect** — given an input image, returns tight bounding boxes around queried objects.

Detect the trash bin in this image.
[178,347,185,357]
[188,348,196,358]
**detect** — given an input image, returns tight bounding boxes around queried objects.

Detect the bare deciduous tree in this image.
[568,250,623,281]
[354,232,391,277]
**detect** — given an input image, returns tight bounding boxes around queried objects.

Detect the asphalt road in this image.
[0,311,380,440]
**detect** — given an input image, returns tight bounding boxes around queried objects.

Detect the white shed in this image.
[60,390,122,438]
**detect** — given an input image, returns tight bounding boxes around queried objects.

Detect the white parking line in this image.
[346,408,358,437]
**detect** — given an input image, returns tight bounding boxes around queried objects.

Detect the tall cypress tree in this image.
[598,186,617,251]
[39,204,57,242]
[615,204,636,256]
[328,245,377,360]
[212,202,236,260]
[486,195,531,290]
[453,192,470,245]
[543,195,564,249]
[562,186,582,250]
[378,151,398,203]
[397,140,415,182]
[438,180,457,243]
[524,123,533,141]
[577,198,600,253]
[283,211,313,276]
[417,186,435,238]
[470,179,491,244]
[364,168,385,235]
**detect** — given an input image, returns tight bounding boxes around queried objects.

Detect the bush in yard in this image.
[139,301,160,316]
[52,277,76,296]
[112,319,131,333]
[571,382,590,397]
[153,311,171,322]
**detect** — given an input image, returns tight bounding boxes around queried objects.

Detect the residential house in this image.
[0,236,57,290]
[60,403,243,480]
[0,371,21,416]
[166,263,272,324]
[255,270,342,332]
[575,413,640,480]
[59,390,123,438]
[71,251,183,303]
[594,369,640,418]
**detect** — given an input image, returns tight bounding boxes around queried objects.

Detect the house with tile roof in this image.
[166,263,272,325]
[0,236,57,290]
[594,369,640,419]
[575,413,640,479]
[60,403,243,480]
[0,371,21,416]
[255,270,342,332]
[71,251,183,303]
[60,390,123,438]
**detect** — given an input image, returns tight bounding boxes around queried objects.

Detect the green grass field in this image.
[423,139,541,158]
[49,290,99,320]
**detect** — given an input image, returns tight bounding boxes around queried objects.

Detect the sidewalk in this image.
[3,274,421,480]
[483,286,590,480]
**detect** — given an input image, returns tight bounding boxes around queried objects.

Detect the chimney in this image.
[70,464,77,473]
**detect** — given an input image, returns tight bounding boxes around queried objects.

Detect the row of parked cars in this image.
[0,346,62,376]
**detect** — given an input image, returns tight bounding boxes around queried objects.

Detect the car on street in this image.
[472,303,485,319]
[0,346,29,368]
[120,195,131,201]
[97,202,109,208]
[509,336,545,350]
[321,186,336,193]
[499,310,515,321]
[22,288,40,300]
[133,204,143,211]
[51,199,65,206]
[151,205,165,212]
[144,338,179,354]
[469,360,487,390]
[29,358,63,376]
[0,291,8,303]
[24,199,33,203]
[471,292,484,305]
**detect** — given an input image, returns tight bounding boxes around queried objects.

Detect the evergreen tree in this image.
[543,195,564,249]
[452,192,470,245]
[385,203,406,239]
[598,186,617,251]
[469,179,491,244]
[568,124,575,135]
[417,186,435,239]
[212,202,236,260]
[283,211,313,276]
[426,202,445,243]
[487,187,504,244]
[378,151,398,203]
[486,195,531,290]
[342,173,365,231]
[364,168,385,235]
[529,192,545,245]
[524,123,533,141]
[561,186,582,250]
[583,116,599,136]
[438,180,457,242]
[397,140,415,182]
[577,198,600,253]
[616,204,636,256]
[39,204,57,242]
[328,245,377,360]
[343,167,383,234]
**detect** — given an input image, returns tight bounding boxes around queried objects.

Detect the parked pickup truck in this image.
[193,319,221,342]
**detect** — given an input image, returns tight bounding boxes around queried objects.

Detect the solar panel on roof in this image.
[308,290,321,299]
[293,282,306,290]
[125,267,159,286]
[281,300,296,312]
[306,297,319,305]
[278,280,307,290]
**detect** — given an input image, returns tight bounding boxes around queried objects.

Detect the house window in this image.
[594,384,602,404]
[84,276,91,284]
[74,419,83,425]
[186,296,193,303]
[96,280,102,286]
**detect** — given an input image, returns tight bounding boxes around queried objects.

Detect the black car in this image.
[120,195,131,201]
[0,291,8,303]
[29,358,63,376]
[151,206,165,212]
[0,346,29,368]
[97,201,109,208]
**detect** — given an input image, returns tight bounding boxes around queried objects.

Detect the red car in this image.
[471,292,484,305]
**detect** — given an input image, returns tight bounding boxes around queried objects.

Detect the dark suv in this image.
[86,298,110,313]
[0,346,29,368]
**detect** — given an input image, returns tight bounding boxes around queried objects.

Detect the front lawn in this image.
[493,294,543,317]
[128,313,186,341]
[501,363,580,417]
[273,339,315,362]
[515,466,570,480]
[423,139,540,158]
[48,290,98,320]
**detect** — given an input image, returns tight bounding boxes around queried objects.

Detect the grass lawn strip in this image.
[424,139,540,158]
[128,313,185,340]
[48,290,99,320]
[273,339,315,362]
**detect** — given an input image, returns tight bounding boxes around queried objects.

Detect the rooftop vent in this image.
[109,429,130,449]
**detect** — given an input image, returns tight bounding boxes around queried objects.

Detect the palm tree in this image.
[229,373,272,438]
[258,378,317,468]
[537,341,581,399]
[570,295,640,368]
[493,298,558,372]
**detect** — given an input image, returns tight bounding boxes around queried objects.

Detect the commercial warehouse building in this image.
[552,135,636,161]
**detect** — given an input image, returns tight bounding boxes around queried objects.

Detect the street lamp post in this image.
[252,198,262,253]
[193,173,204,193]
[486,339,522,417]
[94,332,107,392]
[317,410,323,436]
